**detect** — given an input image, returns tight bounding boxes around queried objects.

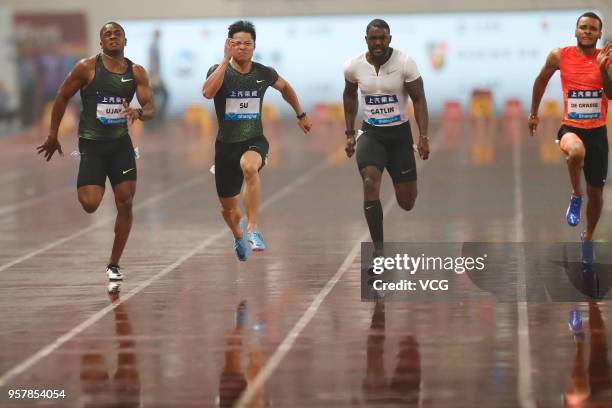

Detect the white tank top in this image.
[344,49,420,127]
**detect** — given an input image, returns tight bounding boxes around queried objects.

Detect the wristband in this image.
[296,112,307,119]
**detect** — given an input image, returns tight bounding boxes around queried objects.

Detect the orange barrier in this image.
[182,105,213,137]
[470,89,494,120]
[311,103,328,122]
[539,140,561,164]
[540,99,562,119]
[503,98,524,120]
[327,103,344,122]
[262,103,279,122]
[311,103,344,124]
[441,100,463,121]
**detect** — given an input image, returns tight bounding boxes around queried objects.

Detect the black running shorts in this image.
[558,125,608,188]
[356,121,417,183]
[214,136,269,198]
[77,136,137,188]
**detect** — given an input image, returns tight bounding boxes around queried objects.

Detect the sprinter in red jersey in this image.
[529,12,612,264]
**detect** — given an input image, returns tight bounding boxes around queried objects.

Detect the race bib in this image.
[567,89,602,120]
[364,94,401,125]
[225,90,260,121]
[96,95,127,125]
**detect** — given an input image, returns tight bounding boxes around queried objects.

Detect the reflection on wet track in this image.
[0,117,611,406]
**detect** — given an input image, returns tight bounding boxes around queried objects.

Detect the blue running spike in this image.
[580,231,594,265]
[247,229,266,251]
[566,195,582,227]
[568,309,584,342]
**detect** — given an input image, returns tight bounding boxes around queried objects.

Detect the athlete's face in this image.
[230,32,255,63]
[575,17,602,48]
[100,24,127,53]
[365,27,391,58]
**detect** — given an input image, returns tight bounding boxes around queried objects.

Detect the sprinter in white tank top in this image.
[343,19,430,262]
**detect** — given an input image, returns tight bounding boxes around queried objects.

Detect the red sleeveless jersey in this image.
[559,46,607,128]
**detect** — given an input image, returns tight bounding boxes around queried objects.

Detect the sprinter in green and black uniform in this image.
[37,22,155,285]
[203,20,312,261]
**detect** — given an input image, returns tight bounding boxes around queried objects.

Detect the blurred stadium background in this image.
[0,0,609,138]
[2,3,612,407]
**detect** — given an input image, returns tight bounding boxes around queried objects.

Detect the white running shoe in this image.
[107,281,122,294]
[106,265,124,281]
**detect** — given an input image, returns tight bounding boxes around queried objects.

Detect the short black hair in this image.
[577,12,603,30]
[228,20,256,41]
[366,19,390,35]
[100,22,125,38]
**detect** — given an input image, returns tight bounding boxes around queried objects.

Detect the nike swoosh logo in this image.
[387,69,398,74]
[365,206,374,210]
[256,80,265,83]
[122,168,135,174]
[121,78,134,82]
[401,169,413,174]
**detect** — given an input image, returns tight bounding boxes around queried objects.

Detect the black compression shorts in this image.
[214,136,269,198]
[558,125,608,188]
[356,121,417,183]
[77,136,137,188]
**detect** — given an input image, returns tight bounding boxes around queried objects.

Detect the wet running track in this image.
[0,116,611,407]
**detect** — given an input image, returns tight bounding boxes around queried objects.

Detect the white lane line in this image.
[0,152,193,219]
[235,200,391,408]
[0,170,22,184]
[0,161,330,387]
[513,129,535,408]
[236,133,441,408]
[0,175,205,274]
[0,186,74,218]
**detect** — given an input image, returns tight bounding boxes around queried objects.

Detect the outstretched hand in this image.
[345,136,356,158]
[528,114,539,137]
[223,38,234,64]
[417,137,430,160]
[597,42,611,69]
[297,115,312,134]
[36,136,63,161]
[122,101,140,125]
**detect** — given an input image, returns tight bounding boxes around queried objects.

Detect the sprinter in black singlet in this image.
[37,22,155,284]
[203,20,312,262]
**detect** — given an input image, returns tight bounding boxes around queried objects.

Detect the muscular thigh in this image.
[356,130,387,173]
